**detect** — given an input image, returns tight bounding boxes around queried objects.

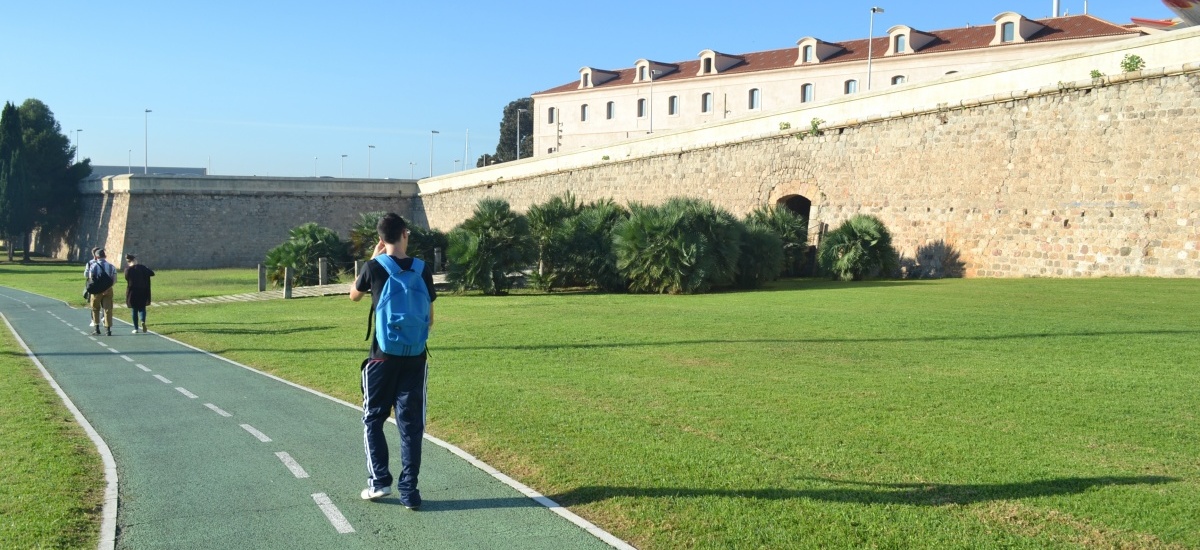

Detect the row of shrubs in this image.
[265,193,906,294]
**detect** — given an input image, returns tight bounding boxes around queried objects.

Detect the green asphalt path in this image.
[0,286,624,550]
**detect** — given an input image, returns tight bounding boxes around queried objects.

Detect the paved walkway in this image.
[0,285,627,550]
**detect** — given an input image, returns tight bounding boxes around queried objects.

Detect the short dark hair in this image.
[376,213,408,244]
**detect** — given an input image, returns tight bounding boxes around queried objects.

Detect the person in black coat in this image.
[124,254,155,333]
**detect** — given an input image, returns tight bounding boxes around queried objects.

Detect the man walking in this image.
[86,249,117,336]
[124,254,154,333]
[349,213,436,510]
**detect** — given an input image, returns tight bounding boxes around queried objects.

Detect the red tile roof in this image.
[533,15,1140,95]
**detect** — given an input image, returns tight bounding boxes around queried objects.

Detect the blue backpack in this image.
[374,255,430,356]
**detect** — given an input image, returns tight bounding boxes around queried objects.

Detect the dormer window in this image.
[634,59,679,82]
[886,25,934,56]
[696,50,744,76]
[794,37,845,66]
[990,12,1045,46]
[579,67,619,89]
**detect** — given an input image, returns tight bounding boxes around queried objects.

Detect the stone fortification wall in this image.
[74,176,417,269]
[417,64,1200,278]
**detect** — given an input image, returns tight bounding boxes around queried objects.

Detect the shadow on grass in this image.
[432,329,1198,352]
[373,496,540,512]
[548,475,1178,507]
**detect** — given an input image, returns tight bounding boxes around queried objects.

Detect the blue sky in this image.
[0,1,1166,178]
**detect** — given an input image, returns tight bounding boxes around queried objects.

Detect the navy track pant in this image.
[361,353,427,493]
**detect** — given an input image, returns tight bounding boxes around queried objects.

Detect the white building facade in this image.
[530,13,1142,156]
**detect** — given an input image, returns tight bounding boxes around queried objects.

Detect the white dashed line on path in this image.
[120,355,134,362]
[153,374,172,384]
[175,387,198,399]
[275,452,310,478]
[240,424,272,442]
[135,364,151,372]
[204,403,232,417]
[109,348,120,353]
[311,493,354,534]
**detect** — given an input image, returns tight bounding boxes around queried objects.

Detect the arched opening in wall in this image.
[777,194,816,276]
[778,194,812,222]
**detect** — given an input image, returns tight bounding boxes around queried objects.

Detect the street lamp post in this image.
[144,109,152,174]
[314,157,318,177]
[867,7,885,91]
[367,145,375,178]
[409,162,415,179]
[340,154,348,177]
[128,150,131,174]
[75,129,82,163]
[516,108,527,160]
[649,70,661,133]
[454,160,460,172]
[429,130,439,177]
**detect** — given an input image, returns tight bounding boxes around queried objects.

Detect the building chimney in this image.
[1053,0,1060,17]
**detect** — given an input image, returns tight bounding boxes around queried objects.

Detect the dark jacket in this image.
[124,264,155,308]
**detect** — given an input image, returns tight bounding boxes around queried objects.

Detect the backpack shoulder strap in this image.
[410,257,424,274]
[376,254,401,277]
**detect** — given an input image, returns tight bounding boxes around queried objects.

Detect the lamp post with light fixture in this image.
[867,7,884,91]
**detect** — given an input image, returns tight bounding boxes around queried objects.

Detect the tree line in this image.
[0,99,91,261]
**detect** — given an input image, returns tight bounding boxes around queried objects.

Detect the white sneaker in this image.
[89,320,96,327]
[360,486,391,500]
[133,329,140,334]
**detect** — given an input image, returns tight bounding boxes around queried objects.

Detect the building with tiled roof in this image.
[529,12,1142,156]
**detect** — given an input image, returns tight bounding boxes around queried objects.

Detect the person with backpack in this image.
[349,213,436,510]
[86,248,118,336]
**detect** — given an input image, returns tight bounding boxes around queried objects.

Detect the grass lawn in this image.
[3,265,1198,548]
[0,318,103,549]
[0,260,260,307]
[140,277,1200,549]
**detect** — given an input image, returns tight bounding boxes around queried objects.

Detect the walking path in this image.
[0,285,629,550]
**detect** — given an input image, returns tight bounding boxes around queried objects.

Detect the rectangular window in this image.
[637,99,646,118]
[668,96,679,115]
[702,93,712,113]
[895,35,906,53]
[801,84,814,103]
[844,80,858,94]
[748,88,760,109]
[1002,22,1015,43]
[547,107,555,124]
[606,101,615,120]
[803,45,814,63]
[581,104,589,122]
[703,58,712,74]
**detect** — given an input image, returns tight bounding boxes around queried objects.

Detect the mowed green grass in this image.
[0,262,259,307]
[0,319,103,549]
[3,264,1198,548]
[132,277,1200,549]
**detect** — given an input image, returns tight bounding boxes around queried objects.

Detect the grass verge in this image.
[0,318,104,549]
[137,277,1200,549]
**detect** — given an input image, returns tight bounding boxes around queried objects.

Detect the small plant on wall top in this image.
[809,118,825,137]
[1090,69,1105,79]
[1120,54,1145,73]
[779,121,792,131]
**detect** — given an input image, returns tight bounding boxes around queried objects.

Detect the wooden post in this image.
[355,260,365,279]
[284,267,294,299]
[258,264,266,292]
[319,257,329,285]
[433,247,443,273]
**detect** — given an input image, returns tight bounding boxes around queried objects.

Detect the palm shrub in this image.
[349,211,386,259]
[526,192,581,290]
[555,199,629,291]
[613,198,743,294]
[745,204,808,276]
[817,214,899,281]
[264,222,352,287]
[735,226,784,289]
[446,198,535,295]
